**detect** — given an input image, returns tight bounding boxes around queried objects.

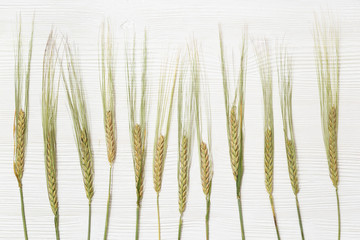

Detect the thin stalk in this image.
[206,198,210,240]
[269,195,280,240]
[157,193,161,240]
[178,213,183,240]
[19,187,28,240]
[88,201,92,240]
[237,194,245,240]
[336,188,341,240]
[135,203,141,240]
[54,212,60,240]
[104,166,113,239]
[295,195,304,240]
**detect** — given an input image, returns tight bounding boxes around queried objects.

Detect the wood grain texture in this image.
[1,0,360,239]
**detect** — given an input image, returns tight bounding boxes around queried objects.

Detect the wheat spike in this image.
[230,105,240,180]
[14,17,34,240]
[105,111,116,165]
[80,129,94,201]
[200,141,212,196]
[314,15,341,240]
[285,139,299,195]
[264,129,274,195]
[328,106,338,188]
[45,134,58,216]
[133,124,144,201]
[178,135,189,214]
[153,135,165,193]
[14,109,26,187]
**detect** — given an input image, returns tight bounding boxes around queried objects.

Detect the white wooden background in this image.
[1,0,360,239]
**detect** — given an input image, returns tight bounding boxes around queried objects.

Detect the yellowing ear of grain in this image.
[200,141,211,196]
[178,135,189,214]
[14,109,26,187]
[153,135,165,193]
[133,124,144,201]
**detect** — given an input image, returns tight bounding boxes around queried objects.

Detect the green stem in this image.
[54,212,60,240]
[269,195,280,240]
[104,166,113,240]
[237,195,245,240]
[295,195,304,240]
[336,188,341,240]
[135,203,141,240]
[178,213,183,240]
[19,186,28,240]
[205,198,210,240]
[88,201,92,240]
[157,193,161,240]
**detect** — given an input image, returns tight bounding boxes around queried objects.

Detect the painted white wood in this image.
[0,0,360,239]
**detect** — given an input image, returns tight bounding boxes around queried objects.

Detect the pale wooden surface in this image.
[1,0,360,239]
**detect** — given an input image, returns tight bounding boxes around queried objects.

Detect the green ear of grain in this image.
[219,26,247,239]
[314,15,340,239]
[277,45,304,238]
[62,41,95,240]
[126,31,148,240]
[42,31,60,240]
[190,41,213,240]
[254,40,280,240]
[177,59,194,240]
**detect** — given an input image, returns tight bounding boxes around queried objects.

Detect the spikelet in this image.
[133,124,144,201]
[285,139,299,195]
[45,134,58,216]
[153,135,165,193]
[230,105,240,180]
[264,129,274,195]
[200,141,212,197]
[328,106,338,188]
[105,110,116,165]
[80,129,94,200]
[178,135,189,214]
[14,109,26,187]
